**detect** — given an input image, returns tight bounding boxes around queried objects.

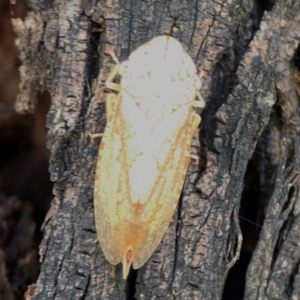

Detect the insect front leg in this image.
[193,73,206,109]
[105,47,122,92]
[88,49,122,143]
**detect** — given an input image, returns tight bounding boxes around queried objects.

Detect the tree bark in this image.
[12,0,300,299]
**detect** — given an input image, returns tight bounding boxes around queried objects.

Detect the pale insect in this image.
[93,35,205,279]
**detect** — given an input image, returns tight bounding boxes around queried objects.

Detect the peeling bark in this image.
[12,0,300,299]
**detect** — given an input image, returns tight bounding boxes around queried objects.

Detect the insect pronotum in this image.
[94,35,205,279]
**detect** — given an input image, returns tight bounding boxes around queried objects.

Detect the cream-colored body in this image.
[94,36,205,279]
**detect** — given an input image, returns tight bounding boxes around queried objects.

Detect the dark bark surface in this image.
[9,0,300,299]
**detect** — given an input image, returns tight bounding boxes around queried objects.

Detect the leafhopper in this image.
[94,36,205,279]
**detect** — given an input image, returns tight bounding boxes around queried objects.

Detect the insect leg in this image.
[190,112,201,165]
[194,92,205,108]
[191,111,201,130]
[87,93,118,143]
[190,154,200,165]
[105,48,122,92]
[193,73,205,108]
[87,131,103,143]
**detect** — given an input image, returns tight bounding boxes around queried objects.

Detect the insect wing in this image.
[94,91,199,268]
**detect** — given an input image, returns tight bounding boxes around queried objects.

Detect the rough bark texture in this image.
[11,0,300,299]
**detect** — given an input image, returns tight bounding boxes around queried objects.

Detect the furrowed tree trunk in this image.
[12,0,300,299]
